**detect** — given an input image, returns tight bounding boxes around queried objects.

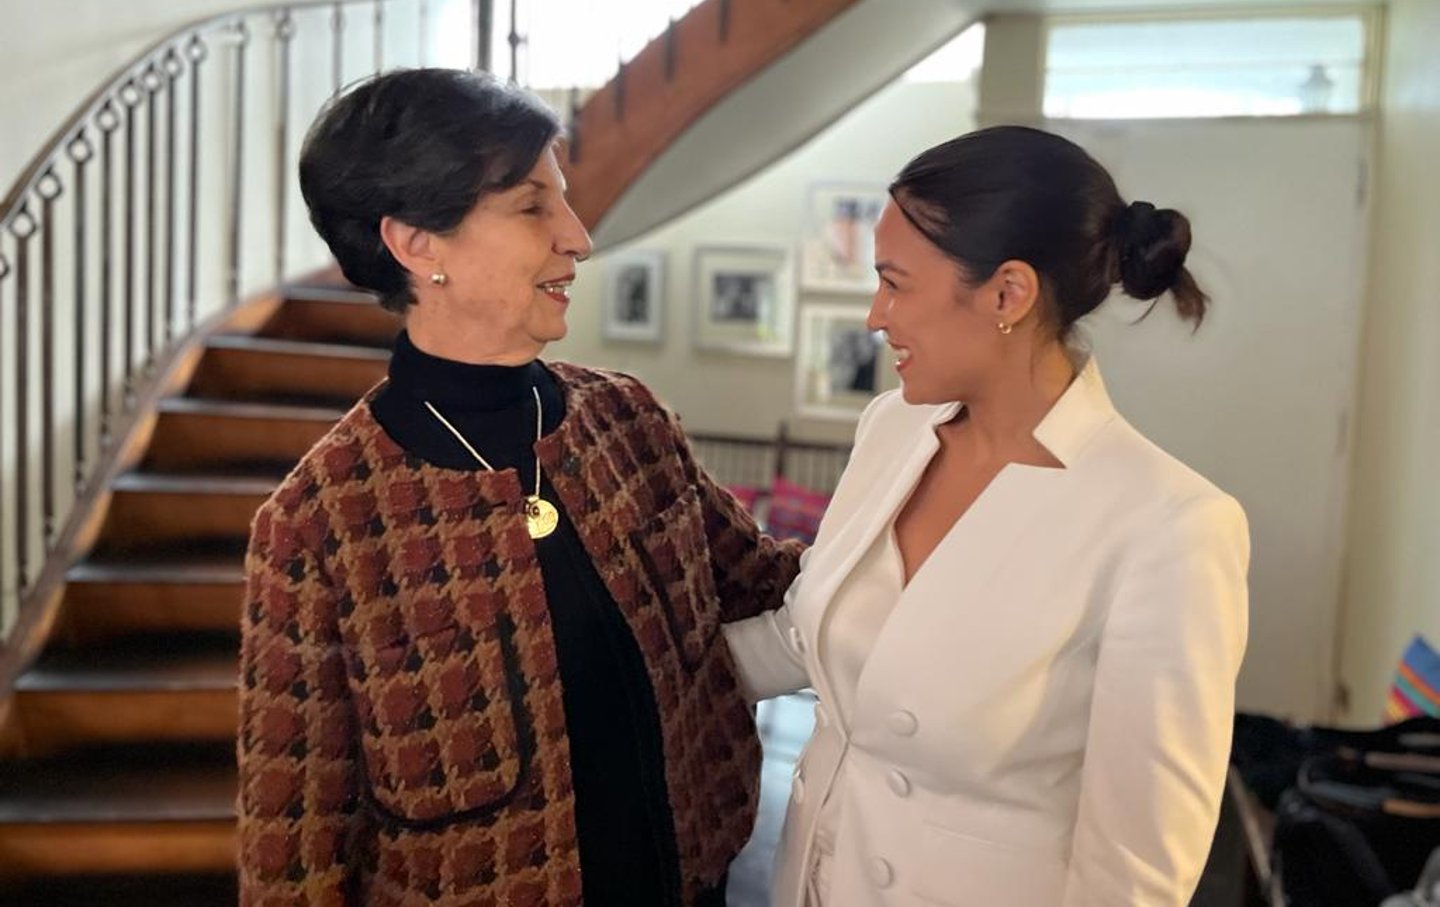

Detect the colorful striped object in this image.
[1386,634,1440,722]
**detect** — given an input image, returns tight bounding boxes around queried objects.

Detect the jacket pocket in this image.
[912,822,1069,906]
[629,486,722,674]
[348,610,534,830]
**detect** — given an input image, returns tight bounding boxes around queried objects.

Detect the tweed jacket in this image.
[238,361,803,906]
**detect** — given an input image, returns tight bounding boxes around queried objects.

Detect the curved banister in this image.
[1,1,416,228]
[0,0,477,686]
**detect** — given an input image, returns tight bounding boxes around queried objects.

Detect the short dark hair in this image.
[298,68,561,313]
[889,125,1208,333]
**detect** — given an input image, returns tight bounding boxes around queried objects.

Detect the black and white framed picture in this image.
[796,303,887,420]
[692,245,794,357]
[799,183,887,294]
[602,250,665,343]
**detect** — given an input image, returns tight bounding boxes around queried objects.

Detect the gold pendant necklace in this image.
[423,386,559,540]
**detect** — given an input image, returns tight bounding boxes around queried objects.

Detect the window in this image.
[1043,12,1374,119]
[903,22,985,84]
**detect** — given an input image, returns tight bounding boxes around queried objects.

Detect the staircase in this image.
[561,0,863,233]
[0,283,399,903]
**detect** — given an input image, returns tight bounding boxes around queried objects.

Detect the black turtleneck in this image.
[370,332,697,906]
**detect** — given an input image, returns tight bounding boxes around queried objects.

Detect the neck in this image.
[946,341,1076,459]
[405,307,539,366]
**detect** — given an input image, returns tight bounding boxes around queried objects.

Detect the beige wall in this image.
[550,74,979,445]
[1338,0,1440,722]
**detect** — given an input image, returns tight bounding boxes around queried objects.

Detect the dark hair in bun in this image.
[890,125,1209,333]
[1112,200,1207,325]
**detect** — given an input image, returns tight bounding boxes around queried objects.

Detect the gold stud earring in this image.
[430,271,448,286]
[997,321,1013,335]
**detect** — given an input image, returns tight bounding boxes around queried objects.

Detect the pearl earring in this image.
[430,272,448,286]
[997,321,1013,335]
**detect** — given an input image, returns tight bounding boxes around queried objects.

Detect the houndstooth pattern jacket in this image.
[238,362,804,906]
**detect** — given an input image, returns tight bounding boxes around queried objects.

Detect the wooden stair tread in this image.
[0,743,235,824]
[206,333,391,361]
[193,389,373,410]
[16,634,237,694]
[111,471,281,497]
[282,284,377,304]
[81,536,249,564]
[68,551,245,586]
[158,396,350,422]
[0,872,237,906]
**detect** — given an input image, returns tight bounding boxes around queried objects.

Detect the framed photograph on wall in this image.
[795,302,886,420]
[692,245,794,357]
[799,183,887,293]
[602,249,665,343]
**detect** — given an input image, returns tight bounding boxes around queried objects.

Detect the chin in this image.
[533,318,568,345]
[899,381,933,405]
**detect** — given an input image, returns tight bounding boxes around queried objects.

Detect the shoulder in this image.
[1080,417,1248,566]
[254,402,378,532]
[1095,416,1240,514]
[546,359,670,415]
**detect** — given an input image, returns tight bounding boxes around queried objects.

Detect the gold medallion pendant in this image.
[424,387,561,541]
[525,495,560,539]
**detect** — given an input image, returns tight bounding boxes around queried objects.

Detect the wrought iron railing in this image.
[0,0,479,650]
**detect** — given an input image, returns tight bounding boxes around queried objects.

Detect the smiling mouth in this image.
[537,277,573,302]
[891,344,912,369]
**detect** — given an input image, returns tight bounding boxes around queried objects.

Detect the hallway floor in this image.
[728,692,817,907]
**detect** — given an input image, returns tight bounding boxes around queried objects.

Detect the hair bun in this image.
[1115,200,1192,301]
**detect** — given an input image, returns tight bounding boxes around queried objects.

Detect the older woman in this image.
[725,126,1250,906]
[237,68,801,906]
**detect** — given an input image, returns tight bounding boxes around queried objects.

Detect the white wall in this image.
[1338,0,1440,722]
[1051,118,1372,722]
[551,66,981,445]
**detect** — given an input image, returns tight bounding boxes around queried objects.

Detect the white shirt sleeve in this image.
[722,547,813,702]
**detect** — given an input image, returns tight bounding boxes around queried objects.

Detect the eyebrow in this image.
[521,176,568,195]
[875,260,909,277]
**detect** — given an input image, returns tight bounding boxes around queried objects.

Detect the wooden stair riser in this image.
[260,297,399,347]
[188,345,386,404]
[144,411,338,473]
[57,583,243,642]
[14,690,238,753]
[99,491,270,551]
[0,823,235,878]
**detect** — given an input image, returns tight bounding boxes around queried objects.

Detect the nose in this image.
[556,200,593,261]
[866,288,888,333]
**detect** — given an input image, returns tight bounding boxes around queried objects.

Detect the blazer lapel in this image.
[801,403,957,636]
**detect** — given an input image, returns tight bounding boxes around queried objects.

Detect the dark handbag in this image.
[1273,739,1440,906]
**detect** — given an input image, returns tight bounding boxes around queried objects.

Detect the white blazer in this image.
[725,357,1250,907]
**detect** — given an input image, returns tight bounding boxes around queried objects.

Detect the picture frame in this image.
[798,183,887,294]
[795,302,886,421]
[601,249,665,343]
[692,245,795,357]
